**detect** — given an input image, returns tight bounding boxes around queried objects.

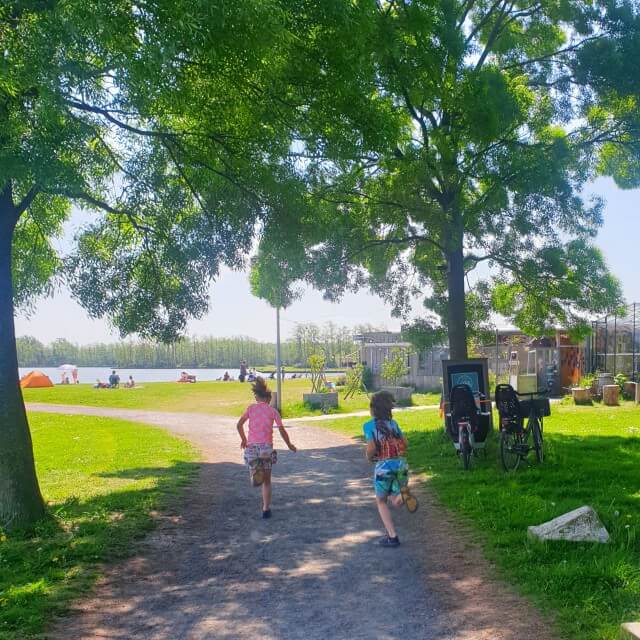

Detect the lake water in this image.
[19,367,338,384]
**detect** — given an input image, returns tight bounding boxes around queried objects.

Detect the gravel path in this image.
[29,403,556,640]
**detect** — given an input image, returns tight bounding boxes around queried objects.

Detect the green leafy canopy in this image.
[252,0,636,354]
[3,0,302,340]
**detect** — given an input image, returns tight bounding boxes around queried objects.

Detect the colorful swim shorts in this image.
[373,457,409,497]
[244,443,277,476]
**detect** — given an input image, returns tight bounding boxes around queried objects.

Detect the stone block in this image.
[380,386,413,405]
[621,622,640,639]
[303,392,338,409]
[528,506,610,544]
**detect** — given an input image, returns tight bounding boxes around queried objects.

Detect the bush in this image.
[579,373,595,389]
[380,348,408,386]
[615,373,628,394]
[362,366,374,391]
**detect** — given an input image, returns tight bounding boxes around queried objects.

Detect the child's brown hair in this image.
[252,377,272,403]
[370,390,394,421]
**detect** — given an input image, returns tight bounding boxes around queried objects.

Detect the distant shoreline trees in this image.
[16,323,367,370]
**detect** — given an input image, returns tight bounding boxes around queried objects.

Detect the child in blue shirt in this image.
[364,391,418,547]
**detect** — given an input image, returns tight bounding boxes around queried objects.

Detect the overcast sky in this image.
[14,177,639,344]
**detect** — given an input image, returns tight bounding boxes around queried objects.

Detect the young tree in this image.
[256,0,637,360]
[1,0,296,530]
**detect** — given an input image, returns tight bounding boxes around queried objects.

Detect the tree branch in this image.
[59,190,154,234]
[500,35,604,71]
[474,0,513,71]
[16,185,39,215]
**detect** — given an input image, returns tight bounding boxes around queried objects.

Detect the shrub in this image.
[381,348,409,387]
[615,373,628,394]
[579,373,595,389]
[362,366,374,391]
[308,353,327,393]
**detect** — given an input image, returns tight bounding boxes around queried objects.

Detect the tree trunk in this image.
[446,243,468,361]
[0,199,46,531]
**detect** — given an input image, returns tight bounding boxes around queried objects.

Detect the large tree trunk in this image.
[446,243,468,361]
[0,195,46,531]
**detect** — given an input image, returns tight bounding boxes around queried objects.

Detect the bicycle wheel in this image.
[531,415,544,463]
[500,430,521,471]
[461,438,472,471]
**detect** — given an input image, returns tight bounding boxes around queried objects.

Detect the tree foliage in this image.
[4,0,300,337]
[253,0,637,358]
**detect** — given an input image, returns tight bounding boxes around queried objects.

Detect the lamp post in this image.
[276,306,282,412]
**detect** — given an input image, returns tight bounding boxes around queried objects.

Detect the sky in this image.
[13,177,640,344]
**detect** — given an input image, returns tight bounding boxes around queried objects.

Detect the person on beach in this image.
[236,377,296,519]
[364,391,418,547]
[239,360,248,383]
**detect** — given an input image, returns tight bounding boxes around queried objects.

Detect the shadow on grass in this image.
[95,463,196,482]
[404,425,640,640]
[0,460,199,640]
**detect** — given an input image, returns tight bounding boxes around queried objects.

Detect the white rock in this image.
[528,506,610,543]
[621,622,640,639]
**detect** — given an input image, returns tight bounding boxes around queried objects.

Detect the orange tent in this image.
[20,370,54,389]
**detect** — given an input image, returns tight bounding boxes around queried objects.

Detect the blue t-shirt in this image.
[363,418,403,442]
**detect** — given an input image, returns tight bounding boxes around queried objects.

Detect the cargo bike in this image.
[444,384,492,470]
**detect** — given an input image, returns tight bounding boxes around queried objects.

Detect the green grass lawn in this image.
[320,403,640,640]
[22,379,441,418]
[0,413,197,640]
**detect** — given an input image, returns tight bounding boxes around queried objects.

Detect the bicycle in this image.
[495,384,550,471]
[446,384,491,471]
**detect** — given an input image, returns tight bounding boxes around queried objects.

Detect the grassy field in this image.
[320,403,640,640]
[0,413,197,640]
[22,379,441,418]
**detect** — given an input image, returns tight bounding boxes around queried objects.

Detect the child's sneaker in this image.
[400,486,418,513]
[262,509,272,519]
[378,535,400,547]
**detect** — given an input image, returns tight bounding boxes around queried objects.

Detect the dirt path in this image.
[29,404,556,640]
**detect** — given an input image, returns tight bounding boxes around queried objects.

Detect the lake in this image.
[18,367,337,384]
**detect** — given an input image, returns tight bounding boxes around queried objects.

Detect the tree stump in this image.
[603,384,619,406]
[572,387,591,405]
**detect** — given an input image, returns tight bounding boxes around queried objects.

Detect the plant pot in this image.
[303,392,339,409]
[380,386,413,405]
[571,387,591,405]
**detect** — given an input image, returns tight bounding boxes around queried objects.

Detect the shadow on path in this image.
[51,443,451,640]
[30,404,556,640]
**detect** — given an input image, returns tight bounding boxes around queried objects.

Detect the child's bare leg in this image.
[262,469,272,511]
[376,496,397,538]
[390,494,403,508]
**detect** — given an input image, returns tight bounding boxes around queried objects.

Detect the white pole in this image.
[276,306,282,412]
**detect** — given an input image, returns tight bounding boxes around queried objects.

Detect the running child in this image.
[237,377,296,519]
[363,391,418,547]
